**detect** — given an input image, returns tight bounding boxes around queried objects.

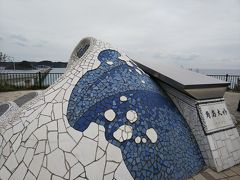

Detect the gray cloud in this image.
[15,42,26,47]
[10,34,28,42]
[0,0,239,69]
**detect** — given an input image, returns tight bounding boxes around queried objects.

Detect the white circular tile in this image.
[146,128,158,143]
[104,109,116,121]
[120,96,128,102]
[135,136,141,144]
[126,110,138,123]
[142,138,147,143]
[106,61,113,65]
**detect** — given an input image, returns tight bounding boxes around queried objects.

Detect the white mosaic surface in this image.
[160,82,240,172]
[0,38,134,180]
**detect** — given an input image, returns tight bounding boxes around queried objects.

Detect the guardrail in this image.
[0,72,239,92]
[0,72,63,91]
[207,74,240,90]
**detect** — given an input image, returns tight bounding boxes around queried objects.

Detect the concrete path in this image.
[0,90,42,102]
[189,164,240,180]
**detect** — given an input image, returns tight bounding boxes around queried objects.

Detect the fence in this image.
[0,72,239,92]
[0,72,63,91]
[207,74,240,90]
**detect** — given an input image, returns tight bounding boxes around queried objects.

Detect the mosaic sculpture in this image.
[0,37,205,180]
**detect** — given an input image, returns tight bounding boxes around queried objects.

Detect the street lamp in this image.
[9,56,15,71]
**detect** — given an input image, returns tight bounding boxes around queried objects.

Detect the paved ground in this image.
[0,90,240,179]
[224,92,240,123]
[0,103,9,116]
[14,92,38,107]
[189,164,240,180]
[0,90,41,102]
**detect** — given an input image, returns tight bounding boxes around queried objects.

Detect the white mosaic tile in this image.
[96,147,105,160]
[146,128,158,143]
[2,142,11,157]
[113,125,132,142]
[104,109,116,122]
[70,162,84,180]
[12,133,22,152]
[83,122,99,139]
[126,110,138,123]
[72,137,97,166]
[47,121,57,131]
[22,119,38,141]
[34,125,47,140]
[29,153,44,176]
[65,152,78,167]
[16,146,27,162]
[38,115,51,127]
[24,171,36,180]
[13,122,24,134]
[105,161,119,174]
[53,103,63,120]
[9,162,27,180]
[47,149,67,177]
[106,143,122,163]
[38,167,51,180]
[115,161,133,180]
[120,96,128,102]
[35,140,46,154]
[41,104,53,117]
[48,131,58,152]
[5,153,18,172]
[104,173,114,180]
[0,166,11,180]
[135,136,141,144]
[67,127,83,142]
[23,148,34,166]
[45,88,61,103]
[98,131,108,151]
[58,118,66,133]
[59,133,75,152]
[85,155,105,180]
[25,134,38,148]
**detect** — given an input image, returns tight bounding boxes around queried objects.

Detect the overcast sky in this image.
[0,0,240,69]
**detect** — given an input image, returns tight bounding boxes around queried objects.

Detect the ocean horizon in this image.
[192,69,240,75]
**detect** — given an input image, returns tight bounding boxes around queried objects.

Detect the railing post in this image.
[225,74,229,82]
[38,72,42,88]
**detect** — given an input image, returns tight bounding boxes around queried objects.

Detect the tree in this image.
[0,52,10,62]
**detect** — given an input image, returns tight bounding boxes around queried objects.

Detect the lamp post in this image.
[10,56,15,71]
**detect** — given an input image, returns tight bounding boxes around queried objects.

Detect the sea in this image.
[191,69,240,75]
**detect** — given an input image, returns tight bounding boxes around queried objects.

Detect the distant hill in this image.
[0,61,68,70]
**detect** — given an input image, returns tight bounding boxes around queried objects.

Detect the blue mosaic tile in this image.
[67,49,205,179]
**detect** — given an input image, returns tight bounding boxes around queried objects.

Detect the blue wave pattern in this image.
[67,49,204,179]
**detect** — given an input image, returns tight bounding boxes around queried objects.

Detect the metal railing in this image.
[0,72,239,91]
[0,72,63,91]
[207,74,240,90]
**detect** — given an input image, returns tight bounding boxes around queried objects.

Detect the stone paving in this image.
[0,90,41,102]
[224,92,240,123]
[14,92,38,107]
[189,164,240,180]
